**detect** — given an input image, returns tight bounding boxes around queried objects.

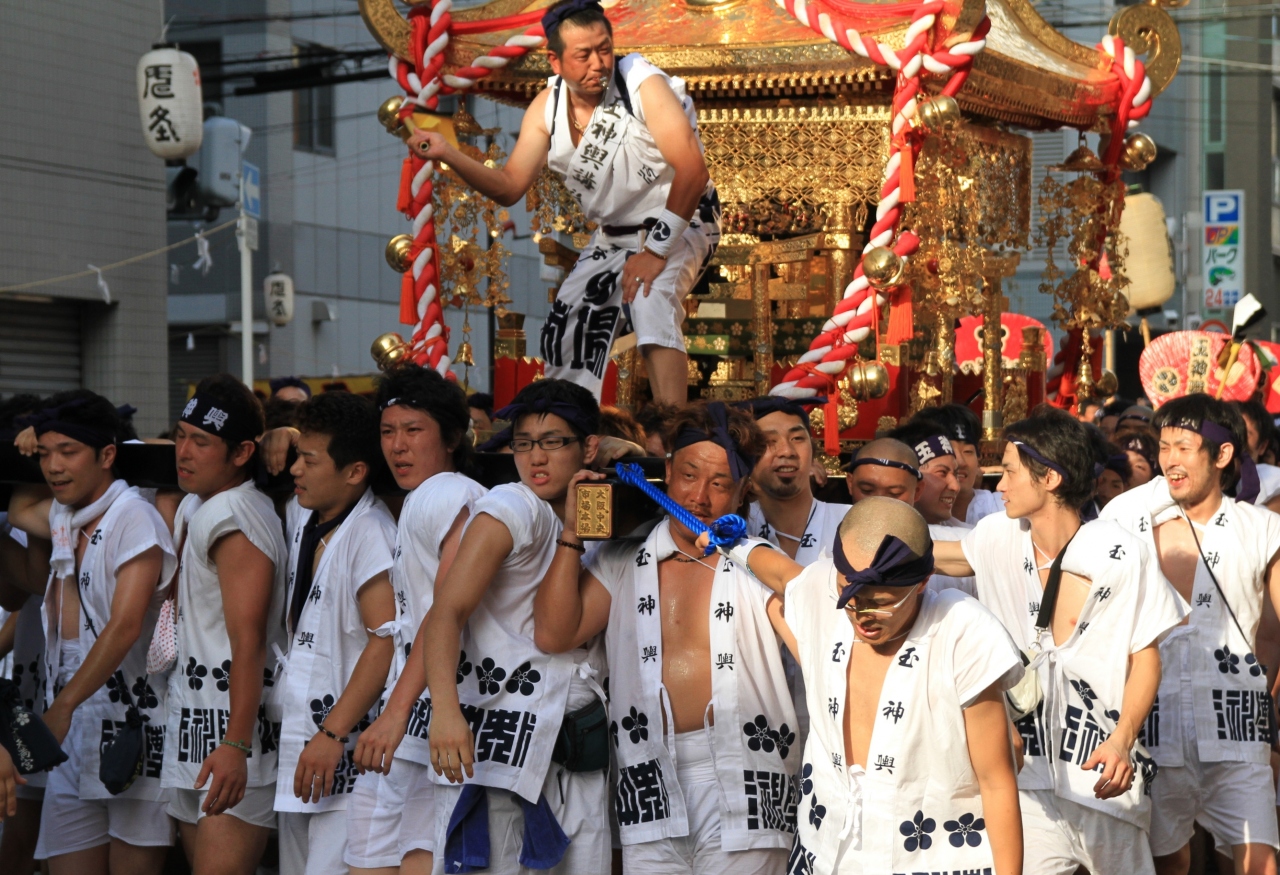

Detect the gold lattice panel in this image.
[699,104,891,212]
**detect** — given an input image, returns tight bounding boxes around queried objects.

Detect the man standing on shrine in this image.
[407,0,720,405]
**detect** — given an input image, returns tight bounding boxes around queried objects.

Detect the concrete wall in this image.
[0,0,170,434]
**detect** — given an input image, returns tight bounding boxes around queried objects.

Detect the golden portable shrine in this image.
[358,0,1183,457]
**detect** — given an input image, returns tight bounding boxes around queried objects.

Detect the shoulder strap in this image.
[1034,530,1078,632]
[615,64,635,118]
[548,77,562,141]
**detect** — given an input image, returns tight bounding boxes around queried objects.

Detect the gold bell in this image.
[1095,368,1119,397]
[1076,358,1096,399]
[385,235,414,273]
[378,95,406,137]
[371,333,412,372]
[862,247,906,291]
[918,95,961,133]
[1118,133,1157,172]
[1053,145,1105,173]
[846,360,890,401]
[455,341,475,367]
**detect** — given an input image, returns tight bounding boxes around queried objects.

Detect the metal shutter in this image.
[0,299,82,396]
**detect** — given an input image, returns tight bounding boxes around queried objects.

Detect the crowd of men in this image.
[0,363,1278,875]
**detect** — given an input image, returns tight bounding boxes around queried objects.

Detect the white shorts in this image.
[1019,788,1155,875]
[166,784,277,830]
[623,731,787,875]
[35,757,173,859]
[1149,756,1280,856]
[432,765,610,875]
[33,710,174,859]
[278,809,349,875]
[346,767,408,869]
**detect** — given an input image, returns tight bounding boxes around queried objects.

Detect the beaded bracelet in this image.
[317,725,350,744]
[219,738,252,754]
[556,538,586,553]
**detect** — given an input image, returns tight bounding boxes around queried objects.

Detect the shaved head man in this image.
[844,439,921,503]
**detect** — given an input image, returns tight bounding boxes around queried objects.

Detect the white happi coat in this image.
[961,513,1186,827]
[40,486,177,800]
[928,520,976,597]
[162,481,289,790]
[538,54,720,392]
[1102,477,1280,765]
[275,490,396,812]
[782,564,1022,875]
[586,521,799,851]
[390,472,488,767]
[439,483,605,802]
[965,489,1005,525]
[747,499,848,567]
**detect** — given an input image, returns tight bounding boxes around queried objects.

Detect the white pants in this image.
[279,809,349,875]
[1019,788,1155,875]
[431,765,610,875]
[1148,752,1279,855]
[622,731,787,875]
[34,711,174,859]
[346,767,407,869]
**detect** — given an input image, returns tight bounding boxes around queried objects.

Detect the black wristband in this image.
[316,725,350,744]
[557,538,586,553]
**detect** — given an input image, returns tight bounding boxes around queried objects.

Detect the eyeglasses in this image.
[509,435,581,453]
[844,584,921,617]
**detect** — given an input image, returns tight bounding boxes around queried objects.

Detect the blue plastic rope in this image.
[614,462,747,555]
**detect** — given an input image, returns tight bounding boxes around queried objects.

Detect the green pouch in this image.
[551,697,609,773]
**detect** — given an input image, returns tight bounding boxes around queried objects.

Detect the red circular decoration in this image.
[1139,330,1261,407]
[954,313,1054,371]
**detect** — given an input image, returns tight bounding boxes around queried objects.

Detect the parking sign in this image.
[1203,190,1244,313]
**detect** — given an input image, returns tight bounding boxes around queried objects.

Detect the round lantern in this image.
[137,44,203,160]
[263,272,295,327]
[1119,192,1175,313]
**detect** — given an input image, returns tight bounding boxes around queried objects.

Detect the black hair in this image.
[375,364,472,472]
[1102,442,1133,485]
[295,392,383,476]
[508,378,600,440]
[467,392,495,419]
[1152,394,1246,492]
[1003,406,1097,510]
[599,406,647,445]
[269,376,312,398]
[635,402,680,441]
[1235,399,1275,459]
[660,401,766,468]
[263,397,301,431]
[1102,397,1134,418]
[544,0,612,54]
[35,389,122,453]
[193,373,265,461]
[910,404,981,446]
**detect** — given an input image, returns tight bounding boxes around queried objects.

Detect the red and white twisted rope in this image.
[769,0,989,397]
[387,1,546,371]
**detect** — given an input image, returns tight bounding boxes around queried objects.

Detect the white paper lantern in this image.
[1119,192,1176,313]
[137,46,203,160]
[264,272,295,326]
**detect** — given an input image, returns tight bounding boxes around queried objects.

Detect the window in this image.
[294,44,336,155]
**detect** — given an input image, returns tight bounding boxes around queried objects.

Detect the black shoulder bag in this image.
[1006,531,1077,719]
[0,678,67,775]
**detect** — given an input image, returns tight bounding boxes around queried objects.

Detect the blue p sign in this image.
[1205,192,1241,224]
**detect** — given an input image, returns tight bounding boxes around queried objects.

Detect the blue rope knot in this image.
[614,463,746,555]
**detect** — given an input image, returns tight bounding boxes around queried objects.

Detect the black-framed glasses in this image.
[509,435,581,453]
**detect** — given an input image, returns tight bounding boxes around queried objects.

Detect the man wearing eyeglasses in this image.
[931,408,1185,875]
[707,496,1026,875]
[534,401,801,875]
[423,379,613,875]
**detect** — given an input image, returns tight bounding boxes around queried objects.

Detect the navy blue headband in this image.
[179,391,260,445]
[20,398,115,449]
[495,397,596,439]
[672,401,755,482]
[1011,439,1068,478]
[542,0,604,37]
[913,434,954,466]
[833,533,935,609]
[843,456,923,480]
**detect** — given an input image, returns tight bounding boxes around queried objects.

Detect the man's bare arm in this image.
[964,685,1023,875]
[0,536,37,606]
[197,532,275,815]
[424,514,512,782]
[6,485,52,541]
[693,534,803,597]
[933,540,975,578]
[639,77,711,221]
[406,90,551,207]
[42,547,163,744]
[295,570,396,803]
[1083,643,1159,799]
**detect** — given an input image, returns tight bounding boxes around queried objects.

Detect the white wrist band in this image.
[717,538,778,579]
[644,209,690,258]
